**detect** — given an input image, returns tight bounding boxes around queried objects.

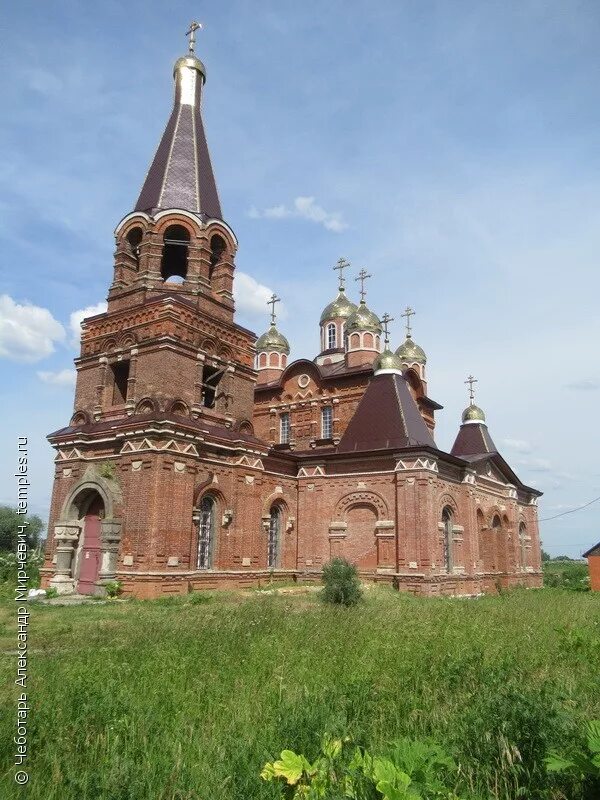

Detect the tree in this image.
[0,506,45,552]
[541,549,551,562]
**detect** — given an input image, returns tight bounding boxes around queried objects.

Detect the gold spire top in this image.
[355,269,372,303]
[401,306,415,338]
[186,21,203,55]
[465,374,478,404]
[380,312,394,347]
[333,257,350,291]
[267,293,281,325]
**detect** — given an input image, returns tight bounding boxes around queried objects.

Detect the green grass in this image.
[543,559,590,591]
[0,586,599,799]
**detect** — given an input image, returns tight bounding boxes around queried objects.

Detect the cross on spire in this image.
[355,269,372,302]
[465,374,478,404]
[380,313,394,345]
[186,21,203,54]
[267,293,281,325]
[333,257,350,291]
[401,306,415,338]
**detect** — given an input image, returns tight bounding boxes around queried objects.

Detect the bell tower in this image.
[71,25,257,429]
[43,25,261,596]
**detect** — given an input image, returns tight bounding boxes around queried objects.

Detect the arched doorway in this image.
[76,492,105,595]
[267,505,282,568]
[441,506,453,572]
[197,495,216,569]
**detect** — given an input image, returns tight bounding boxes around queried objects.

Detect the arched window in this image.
[268,505,281,568]
[321,406,333,439]
[258,353,267,368]
[280,412,290,444]
[126,227,143,268]
[197,495,216,569]
[161,225,190,282]
[327,323,337,350]
[350,333,360,349]
[364,332,373,348]
[442,506,453,572]
[269,352,279,367]
[209,234,226,281]
[519,522,527,569]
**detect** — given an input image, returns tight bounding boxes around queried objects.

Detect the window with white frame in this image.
[327,323,337,350]
[280,412,290,444]
[321,406,333,439]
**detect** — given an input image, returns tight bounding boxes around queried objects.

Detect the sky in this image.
[1,1,599,557]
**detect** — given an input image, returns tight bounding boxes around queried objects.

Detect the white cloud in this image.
[69,301,107,346]
[234,272,284,318]
[500,438,532,454]
[565,378,599,391]
[514,456,552,472]
[248,196,348,232]
[0,294,65,363]
[37,368,77,387]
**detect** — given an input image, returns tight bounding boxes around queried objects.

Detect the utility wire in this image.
[539,493,600,522]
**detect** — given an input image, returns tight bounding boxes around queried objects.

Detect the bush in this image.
[321,558,363,607]
[104,580,121,598]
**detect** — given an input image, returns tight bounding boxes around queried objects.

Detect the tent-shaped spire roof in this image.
[134,40,222,220]
[337,373,436,453]
[451,422,498,458]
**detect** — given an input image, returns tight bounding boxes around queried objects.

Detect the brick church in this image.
[41,31,542,598]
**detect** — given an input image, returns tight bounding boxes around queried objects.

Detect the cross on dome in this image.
[267,293,281,325]
[186,21,202,54]
[401,306,415,338]
[355,269,372,302]
[380,312,394,345]
[465,374,478,404]
[333,257,350,291]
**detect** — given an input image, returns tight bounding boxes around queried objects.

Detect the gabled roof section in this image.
[337,373,436,453]
[134,57,222,220]
[451,422,498,457]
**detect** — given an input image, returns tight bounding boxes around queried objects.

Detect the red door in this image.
[77,514,102,594]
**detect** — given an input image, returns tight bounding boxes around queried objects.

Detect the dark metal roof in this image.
[451,422,498,457]
[583,541,600,558]
[134,76,222,220]
[337,373,437,453]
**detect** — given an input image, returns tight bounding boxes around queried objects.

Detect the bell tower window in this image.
[201,365,223,409]
[161,225,190,282]
[111,361,130,405]
[126,227,143,268]
[209,234,226,282]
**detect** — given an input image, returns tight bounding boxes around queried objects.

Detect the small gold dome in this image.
[320,289,358,324]
[346,301,382,334]
[396,335,427,365]
[256,324,290,355]
[374,348,404,373]
[462,404,486,423]
[173,55,206,83]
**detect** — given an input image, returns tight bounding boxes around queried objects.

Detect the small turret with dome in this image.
[345,269,383,367]
[316,258,358,366]
[451,375,498,457]
[396,306,427,379]
[373,313,404,375]
[255,294,290,383]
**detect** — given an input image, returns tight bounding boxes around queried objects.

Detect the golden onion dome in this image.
[373,348,404,374]
[346,301,382,334]
[319,289,358,324]
[462,404,486,424]
[395,335,427,365]
[256,324,290,355]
